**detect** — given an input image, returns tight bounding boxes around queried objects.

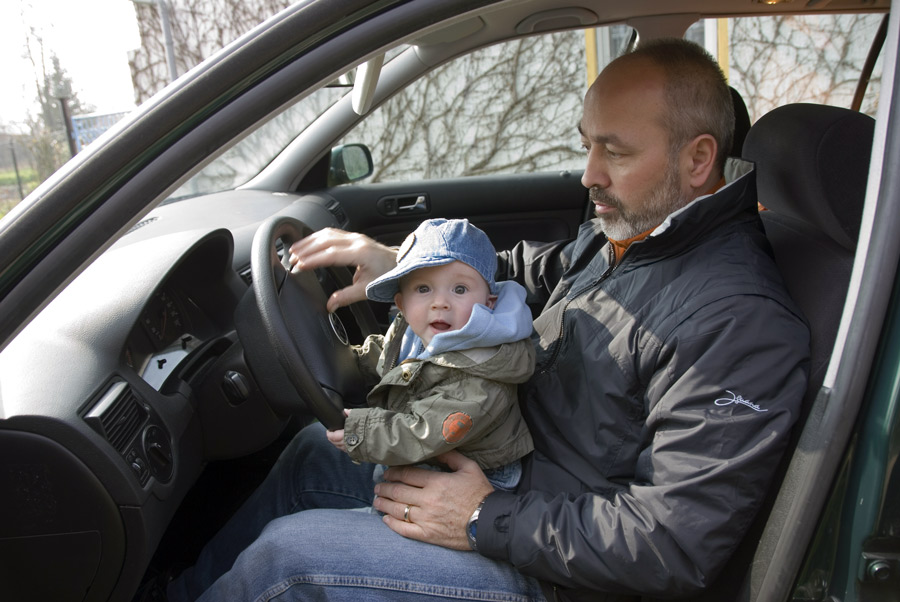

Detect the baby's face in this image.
[394,261,493,345]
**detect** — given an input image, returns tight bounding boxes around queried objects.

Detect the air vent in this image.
[238,240,285,285]
[239,266,252,285]
[326,200,349,227]
[86,382,149,453]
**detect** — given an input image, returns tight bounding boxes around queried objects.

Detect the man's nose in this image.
[581,149,610,190]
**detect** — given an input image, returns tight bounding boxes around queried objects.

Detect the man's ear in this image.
[485,294,497,310]
[394,292,404,312]
[684,133,718,189]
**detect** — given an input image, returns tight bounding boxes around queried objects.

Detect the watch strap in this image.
[466,495,488,552]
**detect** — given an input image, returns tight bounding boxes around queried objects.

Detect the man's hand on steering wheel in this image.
[289,228,397,312]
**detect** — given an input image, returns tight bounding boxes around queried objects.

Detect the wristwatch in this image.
[466,496,488,551]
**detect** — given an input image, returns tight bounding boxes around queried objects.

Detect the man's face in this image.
[579,59,691,240]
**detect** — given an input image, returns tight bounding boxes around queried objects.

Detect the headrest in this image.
[743,103,875,251]
[730,87,751,157]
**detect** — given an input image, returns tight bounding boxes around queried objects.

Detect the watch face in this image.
[467,503,481,550]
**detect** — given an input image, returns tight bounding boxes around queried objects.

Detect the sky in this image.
[0,0,141,133]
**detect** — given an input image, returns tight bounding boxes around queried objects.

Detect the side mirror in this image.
[328,144,373,186]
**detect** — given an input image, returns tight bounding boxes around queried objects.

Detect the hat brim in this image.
[365,256,458,303]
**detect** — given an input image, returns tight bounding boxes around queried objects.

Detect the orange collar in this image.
[607,228,655,265]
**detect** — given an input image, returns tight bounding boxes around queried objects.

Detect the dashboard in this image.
[0,190,348,601]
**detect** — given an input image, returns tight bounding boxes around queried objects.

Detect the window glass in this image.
[166,47,416,202]
[167,85,348,201]
[726,14,884,121]
[175,14,882,197]
[339,15,882,186]
[339,27,634,183]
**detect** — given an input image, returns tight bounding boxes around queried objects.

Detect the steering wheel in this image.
[245,215,376,430]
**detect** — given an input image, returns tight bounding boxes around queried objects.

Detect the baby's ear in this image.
[486,295,498,310]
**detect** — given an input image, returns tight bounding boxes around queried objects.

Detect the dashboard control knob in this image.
[223,370,251,404]
[142,425,173,483]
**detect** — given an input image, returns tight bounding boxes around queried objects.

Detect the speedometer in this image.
[141,289,184,349]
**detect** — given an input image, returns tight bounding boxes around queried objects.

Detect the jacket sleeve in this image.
[476,296,810,597]
[343,371,512,467]
[352,333,387,388]
[497,239,575,310]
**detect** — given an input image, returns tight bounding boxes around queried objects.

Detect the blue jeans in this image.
[372,458,521,492]
[167,423,546,602]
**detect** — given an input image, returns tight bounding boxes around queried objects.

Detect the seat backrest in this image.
[695,103,874,601]
[747,103,874,406]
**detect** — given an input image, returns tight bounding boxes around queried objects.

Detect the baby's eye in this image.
[416,285,430,294]
[453,285,468,294]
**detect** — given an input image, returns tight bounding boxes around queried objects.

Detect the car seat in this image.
[751,103,874,405]
[696,103,875,601]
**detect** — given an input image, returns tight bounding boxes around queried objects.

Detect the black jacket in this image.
[481,166,810,601]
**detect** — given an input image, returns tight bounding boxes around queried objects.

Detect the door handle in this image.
[377,193,430,216]
[398,195,428,212]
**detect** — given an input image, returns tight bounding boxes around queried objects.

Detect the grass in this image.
[0,167,38,188]
[0,200,18,220]
[0,168,40,220]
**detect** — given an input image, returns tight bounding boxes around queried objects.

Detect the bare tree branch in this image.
[730,14,882,122]
[346,32,587,183]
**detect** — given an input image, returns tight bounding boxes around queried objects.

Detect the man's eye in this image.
[606,148,622,159]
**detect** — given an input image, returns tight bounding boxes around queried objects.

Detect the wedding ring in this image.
[403,504,411,522]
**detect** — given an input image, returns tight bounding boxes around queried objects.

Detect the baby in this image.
[327,218,534,490]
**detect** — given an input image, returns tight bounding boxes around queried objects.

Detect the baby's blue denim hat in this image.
[366,218,498,303]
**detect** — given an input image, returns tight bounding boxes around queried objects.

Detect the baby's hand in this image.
[326,428,347,452]
[326,408,352,452]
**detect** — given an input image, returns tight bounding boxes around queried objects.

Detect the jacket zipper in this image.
[384,313,406,372]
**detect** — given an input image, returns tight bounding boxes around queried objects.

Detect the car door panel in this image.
[328,170,589,250]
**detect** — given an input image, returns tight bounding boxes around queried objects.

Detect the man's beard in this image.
[590,160,688,240]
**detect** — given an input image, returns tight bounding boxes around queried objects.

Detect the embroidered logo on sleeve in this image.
[714,390,767,412]
[442,412,474,443]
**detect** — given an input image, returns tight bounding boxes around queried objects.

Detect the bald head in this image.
[585,54,669,145]
[593,39,735,175]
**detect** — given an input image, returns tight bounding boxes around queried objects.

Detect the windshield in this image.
[165,84,349,202]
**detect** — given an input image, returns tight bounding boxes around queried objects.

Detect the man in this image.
[166,38,809,601]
